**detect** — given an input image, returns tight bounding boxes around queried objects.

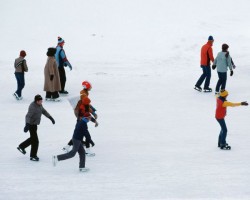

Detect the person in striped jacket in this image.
[215,90,248,150]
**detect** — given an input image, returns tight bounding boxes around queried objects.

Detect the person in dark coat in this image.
[13,50,28,100]
[44,48,61,101]
[52,113,92,172]
[17,95,55,161]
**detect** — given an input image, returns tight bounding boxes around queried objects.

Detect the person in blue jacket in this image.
[55,36,72,94]
[52,113,92,172]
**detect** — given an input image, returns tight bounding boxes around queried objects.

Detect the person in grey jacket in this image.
[13,50,28,100]
[17,95,55,161]
[212,44,234,95]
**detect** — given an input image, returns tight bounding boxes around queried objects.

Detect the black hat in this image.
[46,47,57,56]
[34,94,43,102]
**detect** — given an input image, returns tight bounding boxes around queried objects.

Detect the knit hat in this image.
[58,36,64,44]
[20,50,26,57]
[220,90,228,97]
[208,35,214,41]
[34,94,43,102]
[222,43,229,51]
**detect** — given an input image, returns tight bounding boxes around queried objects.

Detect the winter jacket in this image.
[14,57,28,73]
[25,102,51,125]
[200,41,214,66]
[44,57,61,92]
[55,45,72,69]
[214,52,233,73]
[73,118,91,141]
[215,96,241,119]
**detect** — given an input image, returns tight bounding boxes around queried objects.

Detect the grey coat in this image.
[14,57,28,73]
[214,52,233,73]
[43,57,61,92]
[25,102,51,125]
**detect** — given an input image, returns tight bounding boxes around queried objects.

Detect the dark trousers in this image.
[58,67,66,91]
[215,72,227,92]
[46,91,59,99]
[57,138,86,168]
[195,65,211,89]
[15,72,25,97]
[216,118,228,146]
[67,137,95,148]
[19,125,39,157]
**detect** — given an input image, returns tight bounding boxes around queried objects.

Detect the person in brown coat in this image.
[13,50,28,100]
[44,48,61,101]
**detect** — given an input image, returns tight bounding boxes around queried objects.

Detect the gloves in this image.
[49,116,55,124]
[23,123,30,133]
[232,64,236,69]
[241,101,248,106]
[92,112,98,119]
[50,75,54,81]
[212,65,216,70]
[95,121,99,127]
[230,70,233,76]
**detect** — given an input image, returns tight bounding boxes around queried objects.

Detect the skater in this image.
[55,36,72,95]
[52,113,92,172]
[194,35,215,92]
[17,95,55,161]
[212,44,234,95]
[13,50,28,100]
[215,90,248,150]
[62,81,98,156]
[44,47,61,101]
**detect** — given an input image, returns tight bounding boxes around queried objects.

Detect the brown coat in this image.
[43,57,61,92]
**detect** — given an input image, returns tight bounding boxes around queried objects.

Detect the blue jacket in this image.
[55,46,72,70]
[72,118,91,141]
[214,51,232,72]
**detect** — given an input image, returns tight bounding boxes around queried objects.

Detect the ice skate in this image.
[220,144,231,150]
[194,85,202,92]
[30,156,39,161]
[79,167,90,172]
[203,87,212,92]
[85,148,95,157]
[17,146,26,155]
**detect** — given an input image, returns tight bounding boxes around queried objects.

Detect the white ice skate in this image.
[85,148,95,157]
[79,167,90,172]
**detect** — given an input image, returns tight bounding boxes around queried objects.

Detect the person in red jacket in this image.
[194,36,215,92]
[215,90,248,150]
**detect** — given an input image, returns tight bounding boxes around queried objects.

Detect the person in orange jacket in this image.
[215,90,248,150]
[194,36,215,92]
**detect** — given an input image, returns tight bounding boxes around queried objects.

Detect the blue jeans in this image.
[195,65,211,89]
[216,118,228,146]
[15,72,25,97]
[215,72,227,92]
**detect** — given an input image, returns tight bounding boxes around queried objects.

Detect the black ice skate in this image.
[203,88,212,92]
[220,144,231,150]
[17,147,26,155]
[194,85,202,92]
[30,156,39,161]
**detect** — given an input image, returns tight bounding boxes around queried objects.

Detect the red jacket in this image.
[200,41,214,66]
[216,97,226,119]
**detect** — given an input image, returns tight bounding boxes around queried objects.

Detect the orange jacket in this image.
[200,41,214,66]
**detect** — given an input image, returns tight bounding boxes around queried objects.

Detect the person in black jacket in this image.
[52,113,92,172]
[17,95,55,161]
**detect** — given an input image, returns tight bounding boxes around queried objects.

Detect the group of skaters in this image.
[194,35,248,150]
[14,37,71,101]
[16,37,98,172]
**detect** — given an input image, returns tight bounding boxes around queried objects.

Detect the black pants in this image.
[46,91,59,99]
[215,72,227,92]
[67,136,95,148]
[58,67,66,91]
[19,125,39,157]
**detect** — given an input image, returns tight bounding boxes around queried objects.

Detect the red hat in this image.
[20,50,26,57]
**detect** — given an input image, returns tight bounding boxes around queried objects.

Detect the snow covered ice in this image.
[0,0,250,199]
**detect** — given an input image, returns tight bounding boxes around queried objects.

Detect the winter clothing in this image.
[215,92,247,147]
[55,40,72,93]
[56,118,91,168]
[14,56,28,98]
[195,38,214,89]
[44,54,61,99]
[58,36,64,44]
[213,50,233,93]
[18,99,54,159]
[208,35,214,41]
